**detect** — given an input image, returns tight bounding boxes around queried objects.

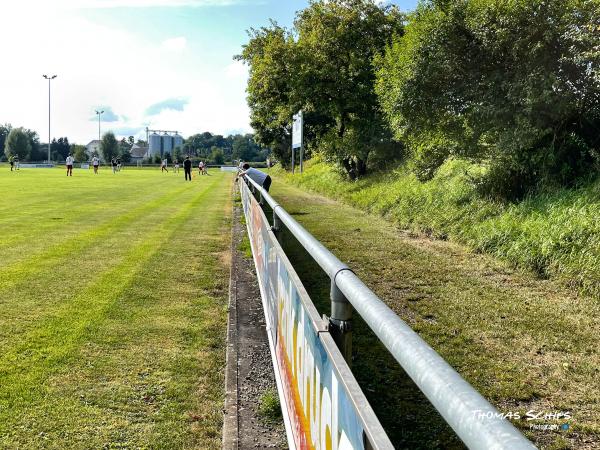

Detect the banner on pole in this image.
[292,111,303,150]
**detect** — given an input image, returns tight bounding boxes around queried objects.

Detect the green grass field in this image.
[0,166,232,449]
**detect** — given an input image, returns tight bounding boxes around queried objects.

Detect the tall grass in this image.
[271,158,600,297]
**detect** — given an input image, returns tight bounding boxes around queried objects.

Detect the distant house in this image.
[130,143,149,162]
[86,140,101,160]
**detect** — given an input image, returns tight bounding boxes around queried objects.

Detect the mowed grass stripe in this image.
[0,181,201,291]
[0,177,222,356]
[0,169,189,258]
[0,176,223,412]
[16,177,233,449]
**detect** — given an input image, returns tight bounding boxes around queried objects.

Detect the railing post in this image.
[330,275,353,366]
[272,207,283,244]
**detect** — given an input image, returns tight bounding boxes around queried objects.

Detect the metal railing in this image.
[242,175,536,450]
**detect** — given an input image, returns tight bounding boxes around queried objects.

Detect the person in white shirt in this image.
[66,154,74,176]
[174,159,180,174]
[161,159,169,173]
[92,156,99,174]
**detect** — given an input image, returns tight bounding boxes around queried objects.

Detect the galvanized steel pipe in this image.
[241,176,536,450]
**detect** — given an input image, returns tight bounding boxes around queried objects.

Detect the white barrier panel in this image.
[16,164,55,168]
[239,181,392,450]
[221,166,239,172]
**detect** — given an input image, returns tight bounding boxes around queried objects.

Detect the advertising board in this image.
[240,180,391,450]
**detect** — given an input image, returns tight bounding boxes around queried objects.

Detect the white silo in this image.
[162,133,173,155]
[173,133,184,152]
[149,133,162,157]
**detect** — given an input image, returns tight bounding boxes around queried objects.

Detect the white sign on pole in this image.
[292,111,303,149]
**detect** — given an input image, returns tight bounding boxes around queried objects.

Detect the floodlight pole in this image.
[95,110,104,143]
[43,74,57,163]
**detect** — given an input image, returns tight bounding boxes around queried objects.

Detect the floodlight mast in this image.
[95,110,104,145]
[43,74,57,163]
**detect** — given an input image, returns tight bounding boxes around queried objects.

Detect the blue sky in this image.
[0,0,417,145]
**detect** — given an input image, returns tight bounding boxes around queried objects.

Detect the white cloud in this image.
[160,37,188,53]
[0,6,251,145]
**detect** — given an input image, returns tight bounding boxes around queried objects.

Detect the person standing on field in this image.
[111,158,118,173]
[174,159,180,173]
[9,155,14,171]
[66,154,74,176]
[92,156,99,174]
[161,158,169,173]
[183,156,192,181]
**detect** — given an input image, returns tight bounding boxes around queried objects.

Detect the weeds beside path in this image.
[268,176,600,449]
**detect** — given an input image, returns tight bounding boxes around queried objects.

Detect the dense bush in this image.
[375,0,600,198]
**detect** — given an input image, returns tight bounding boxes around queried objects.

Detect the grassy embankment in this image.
[265,163,600,449]
[270,158,600,297]
[0,167,232,449]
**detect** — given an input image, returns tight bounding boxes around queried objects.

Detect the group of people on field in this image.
[12,155,272,193]
[163,157,209,180]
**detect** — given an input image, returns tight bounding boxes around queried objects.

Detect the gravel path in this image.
[223,196,287,449]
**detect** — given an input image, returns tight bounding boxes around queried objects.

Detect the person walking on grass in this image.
[117,157,122,172]
[161,158,169,173]
[184,156,192,181]
[174,159,180,174]
[111,158,118,173]
[66,154,74,176]
[14,156,19,170]
[92,155,99,174]
[9,155,14,171]
[237,163,271,192]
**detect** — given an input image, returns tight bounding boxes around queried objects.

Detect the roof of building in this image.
[130,144,149,157]
[86,140,100,146]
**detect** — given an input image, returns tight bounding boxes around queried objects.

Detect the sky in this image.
[0,0,417,145]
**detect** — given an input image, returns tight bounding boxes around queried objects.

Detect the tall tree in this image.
[71,144,88,162]
[236,23,298,167]
[0,124,12,159]
[4,128,32,160]
[238,1,404,175]
[100,131,119,161]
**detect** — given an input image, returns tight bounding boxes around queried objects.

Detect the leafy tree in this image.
[376,0,600,197]
[50,137,70,161]
[238,1,403,176]
[100,132,119,161]
[71,144,88,162]
[119,149,131,163]
[237,23,297,167]
[4,128,32,160]
[173,147,183,163]
[211,147,225,165]
[294,0,404,176]
[0,124,12,160]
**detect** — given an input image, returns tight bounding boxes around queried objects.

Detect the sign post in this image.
[292,111,303,174]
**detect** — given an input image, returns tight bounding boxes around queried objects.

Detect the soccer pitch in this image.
[0,167,232,449]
